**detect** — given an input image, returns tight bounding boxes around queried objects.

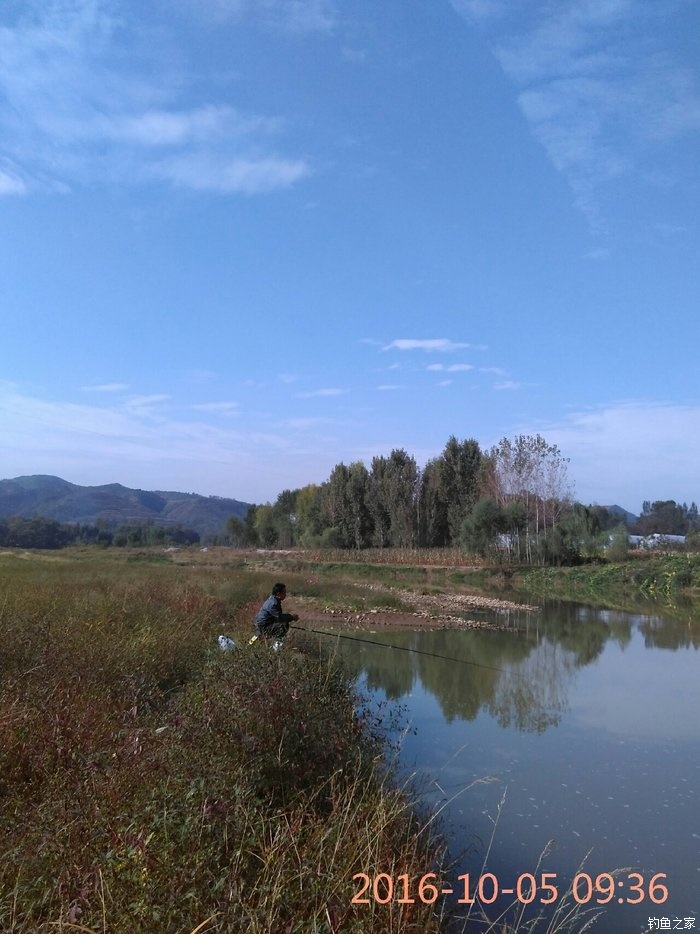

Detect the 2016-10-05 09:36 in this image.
[351,871,670,906]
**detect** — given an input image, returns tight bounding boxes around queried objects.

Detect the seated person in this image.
[250,582,299,645]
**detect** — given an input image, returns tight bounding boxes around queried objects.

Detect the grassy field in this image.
[3,544,676,932]
[0,549,450,933]
[219,546,700,601]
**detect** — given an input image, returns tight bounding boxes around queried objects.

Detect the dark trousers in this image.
[256,619,290,640]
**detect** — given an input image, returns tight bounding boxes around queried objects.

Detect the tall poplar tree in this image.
[367,455,391,547]
[417,458,449,546]
[347,461,372,549]
[384,448,418,548]
[440,436,482,544]
[323,463,353,547]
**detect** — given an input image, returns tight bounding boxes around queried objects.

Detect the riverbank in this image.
[518,552,700,604]
[0,552,449,933]
[232,547,700,620]
[4,545,694,932]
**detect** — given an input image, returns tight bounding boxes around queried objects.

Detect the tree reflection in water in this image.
[329,600,645,733]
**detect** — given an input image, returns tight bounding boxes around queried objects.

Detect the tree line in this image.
[4,435,695,561]
[228,434,699,564]
[632,500,699,536]
[0,516,200,550]
[228,434,581,563]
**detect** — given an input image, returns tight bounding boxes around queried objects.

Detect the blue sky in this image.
[1,0,698,511]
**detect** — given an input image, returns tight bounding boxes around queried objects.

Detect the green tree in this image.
[460,498,506,556]
[384,449,418,548]
[416,438,482,547]
[253,503,277,548]
[322,464,353,548]
[502,501,528,560]
[347,461,372,549]
[367,456,391,547]
[636,500,691,535]
[294,484,325,546]
[417,458,449,547]
[440,436,482,544]
[243,505,259,546]
[272,489,297,547]
[0,516,72,549]
[226,516,253,547]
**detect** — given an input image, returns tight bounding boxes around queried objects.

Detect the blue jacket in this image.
[255,594,294,632]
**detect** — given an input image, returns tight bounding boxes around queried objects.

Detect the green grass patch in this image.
[520,553,700,605]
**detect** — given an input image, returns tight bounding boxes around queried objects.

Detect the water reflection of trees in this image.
[637,614,700,650]
[363,654,415,700]
[332,625,572,732]
[416,630,503,723]
[487,641,573,733]
[330,602,699,735]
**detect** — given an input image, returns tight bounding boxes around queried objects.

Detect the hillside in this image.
[0,475,250,540]
[606,503,639,525]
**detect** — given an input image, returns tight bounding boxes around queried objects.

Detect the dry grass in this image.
[0,552,448,933]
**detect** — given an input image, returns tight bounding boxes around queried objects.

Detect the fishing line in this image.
[289,623,504,674]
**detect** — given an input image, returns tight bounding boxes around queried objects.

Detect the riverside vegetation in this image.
[0,550,449,933]
[3,546,697,932]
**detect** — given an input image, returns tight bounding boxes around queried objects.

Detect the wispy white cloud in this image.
[360,338,384,347]
[294,387,346,398]
[0,0,311,195]
[384,338,471,352]
[494,380,521,390]
[151,153,309,194]
[0,167,26,195]
[1,383,160,444]
[81,382,130,393]
[189,401,239,415]
[426,363,474,372]
[123,394,171,417]
[5,385,693,508]
[0,382,297,500]
[533,400,700,507]
[95,106,281,148]
[452,0,700,230]
[284,416,334,429]
[376,384,402,391]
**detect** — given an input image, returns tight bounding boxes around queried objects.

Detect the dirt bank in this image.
[295,586,538,633]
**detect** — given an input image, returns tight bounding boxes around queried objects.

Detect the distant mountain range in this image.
[0,475,251,540]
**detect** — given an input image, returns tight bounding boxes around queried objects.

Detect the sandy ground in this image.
[294,587,538,633]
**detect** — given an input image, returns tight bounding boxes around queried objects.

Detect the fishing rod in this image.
[289,623,504,674]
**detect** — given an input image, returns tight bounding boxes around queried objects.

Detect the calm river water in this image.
[333,600,700,934]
